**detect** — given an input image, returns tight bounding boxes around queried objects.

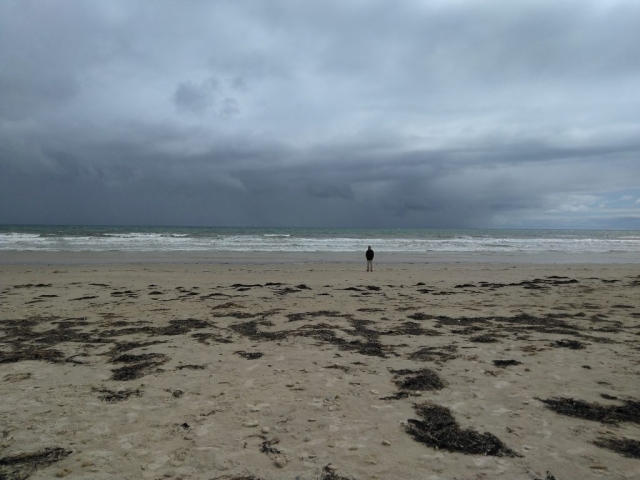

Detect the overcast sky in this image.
[1,0,639,229]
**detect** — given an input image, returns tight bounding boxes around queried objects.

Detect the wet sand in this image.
[1,261,639,479]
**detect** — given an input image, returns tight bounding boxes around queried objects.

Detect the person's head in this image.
[368,246,371,249]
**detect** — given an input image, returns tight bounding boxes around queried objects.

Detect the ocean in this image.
[1,225,640,258]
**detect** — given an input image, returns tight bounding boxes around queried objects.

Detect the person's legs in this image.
[367,260,372,271]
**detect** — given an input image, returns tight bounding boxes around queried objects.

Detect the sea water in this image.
[1,226,639,257]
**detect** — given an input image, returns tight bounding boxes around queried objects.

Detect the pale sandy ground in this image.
[1,261,639,480]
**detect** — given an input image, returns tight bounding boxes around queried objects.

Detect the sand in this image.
[1,260,639,479]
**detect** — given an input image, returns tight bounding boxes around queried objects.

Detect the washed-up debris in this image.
[0,447,72,479]
[392,368,447,391]
[535,473,558,480]
[493,360,522,368]
[260,438,281,455]
[537,397,640,424]
[594,436,640,458]
[409,345,458,362]
[553,339,585,349]
[406,402,519,457]
[380,391,411,400]
[320,464,353,480]
[176,364,207,370]
[234,350,263,360]
[470,334,499,343]
[93,387,142,402]
[286,311,352,322]
[110,353,169,381]
[383,322,442,336]
[0,348,65,364]
[212,311,256,319]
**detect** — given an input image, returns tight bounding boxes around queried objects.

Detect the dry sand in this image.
[1,261,639,479]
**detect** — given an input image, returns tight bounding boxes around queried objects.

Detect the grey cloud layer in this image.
[1,0,639,227]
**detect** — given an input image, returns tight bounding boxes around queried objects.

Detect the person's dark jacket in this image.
[366,248,374,260]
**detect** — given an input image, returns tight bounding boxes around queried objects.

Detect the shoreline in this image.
[1,250,639,265]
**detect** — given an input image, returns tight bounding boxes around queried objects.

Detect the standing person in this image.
[366,246,374,271]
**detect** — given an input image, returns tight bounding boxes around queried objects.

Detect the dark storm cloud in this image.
[1,0,639,228]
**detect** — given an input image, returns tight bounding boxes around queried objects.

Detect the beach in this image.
[1,258,639,479]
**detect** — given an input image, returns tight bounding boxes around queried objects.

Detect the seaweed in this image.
[176,364,207,370]
[93,387,142,402]
[234,350,263,360]
[212,311,256,319]
[320,465,353,480]
[537,397,640,424]
[535,473,558,480]
[409,345,458,363]
[260,438,281,455]
[191,332,234,345]
[110,353,169,381]
[405,402,519,457]
[594,437,640,458]
[393,368,447,391]
[383,322,442,336]
[470,334,499,343]
[380,391,411,400]
[0,447,72,480]
[553,339,585,349]
[229,321,288,341]
[0,348,65,364]
[493,360,522,368]
[286,311,352,322]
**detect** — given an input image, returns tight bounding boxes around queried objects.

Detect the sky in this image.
[1,0,639,229]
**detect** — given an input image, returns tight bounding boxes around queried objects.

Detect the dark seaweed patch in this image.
[93,387,142,402]
[594,437,640,458]
[105,340,167,356]
[470,334,498,343]
[406,402,519,457]
[191,332,234,345]
[234,350,263,360]
[110,353,169,381]
[0,447,72,479]
[212,311,256,319]
[409,345,458,363]
[230,320,288,341]
[383,322,442,337]
[553,339,585,349]
[537,397,640,424]
[320,465,353,480]
[535,473,558,480]
[493,360,522,368]
[176,364,207,370]
[380,391,411,400]
[0,348,65,364]
[393,368,447,391]
[274,287,301,295]
[260,438,281,455]
[286,311,352,322]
